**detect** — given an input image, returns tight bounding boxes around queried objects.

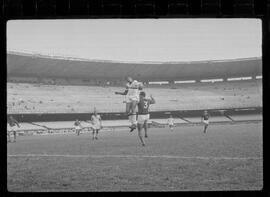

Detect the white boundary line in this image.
[7,154,262,160]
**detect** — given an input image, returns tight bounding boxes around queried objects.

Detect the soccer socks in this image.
[128,114,137,126]
[128,114,137,132]
[138,127,145,146]
[128,112,137,132]
[128,114,132,125]
[131,114,137,126]
[128,114,132,124]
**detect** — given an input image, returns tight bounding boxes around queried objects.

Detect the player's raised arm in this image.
[115,89,128,95]
[13,117,20,128]
[16,120,20,128]
[149,95,156,104]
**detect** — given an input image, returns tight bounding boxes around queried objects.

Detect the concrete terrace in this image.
[7,80,262,114]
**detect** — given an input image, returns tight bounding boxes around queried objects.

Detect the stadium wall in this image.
[7,107,262,123]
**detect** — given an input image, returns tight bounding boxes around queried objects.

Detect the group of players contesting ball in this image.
[7,76,210,146]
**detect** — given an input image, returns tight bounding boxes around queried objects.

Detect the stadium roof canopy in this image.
[7,52,262,81]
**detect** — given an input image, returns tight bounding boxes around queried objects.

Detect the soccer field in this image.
[7,122,263,191]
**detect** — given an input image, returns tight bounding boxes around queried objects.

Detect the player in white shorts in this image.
[136,92,155,146]
[7,116,20,143]
[91,110,102,140]
[115,76,143,132]
[201,110,210,133]
[167,115,175,131]
[74,119,83,136]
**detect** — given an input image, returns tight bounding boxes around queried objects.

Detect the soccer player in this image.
[7,116,20,143]
[167,115,174,131]
[91,110,102,140]
[74,119,82,136]
[137,92,155,146]
[115,76,143,132]
[201,110,210,133]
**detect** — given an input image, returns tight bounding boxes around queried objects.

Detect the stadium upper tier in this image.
[7,80,262,114]
[7,52,261,81]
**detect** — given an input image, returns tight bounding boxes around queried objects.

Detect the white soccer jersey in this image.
[168,118,174,125]
[126,80,140,102]
[7,124,16,132]
[91,115,101,126]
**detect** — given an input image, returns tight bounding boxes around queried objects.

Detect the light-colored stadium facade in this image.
[7,52,262,85]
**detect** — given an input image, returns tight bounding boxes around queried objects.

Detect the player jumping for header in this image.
[115,76,143,132]
[7,115,20,143]
[137,91,155,146]
[201,110,210,133]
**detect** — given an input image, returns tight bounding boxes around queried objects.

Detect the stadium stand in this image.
[7,79,262,114]
[7,52,261,82]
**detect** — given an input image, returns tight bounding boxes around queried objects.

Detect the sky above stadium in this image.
[7,19,261,62]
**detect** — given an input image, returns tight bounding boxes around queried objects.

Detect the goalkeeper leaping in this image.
[115,76,143,132]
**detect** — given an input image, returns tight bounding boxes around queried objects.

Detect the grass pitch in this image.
[7,122,263,191]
